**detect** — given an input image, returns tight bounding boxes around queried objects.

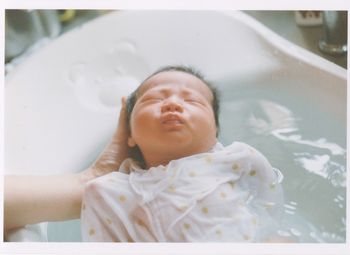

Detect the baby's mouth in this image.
[161,114,184,125]
[163,119,182,125]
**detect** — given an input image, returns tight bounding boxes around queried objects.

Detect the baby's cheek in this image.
[193,114,217,141]
[132,110,156,132]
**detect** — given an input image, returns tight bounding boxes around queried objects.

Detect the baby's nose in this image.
[161,96,184,113]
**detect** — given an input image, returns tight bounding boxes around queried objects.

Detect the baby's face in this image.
[128,71,217,164]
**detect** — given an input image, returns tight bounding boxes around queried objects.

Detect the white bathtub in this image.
[5,10,346,243]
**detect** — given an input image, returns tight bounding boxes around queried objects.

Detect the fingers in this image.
[91,96,129,175]
[118,97,127,122]
[89,96,130,177]
[112,96,129,141]
[121,96,126,107]
[117,97,128,130]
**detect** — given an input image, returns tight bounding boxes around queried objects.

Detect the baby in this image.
[81,66,284,242]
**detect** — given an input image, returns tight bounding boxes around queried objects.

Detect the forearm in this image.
[4,98,128,232]
[4,172,93,231]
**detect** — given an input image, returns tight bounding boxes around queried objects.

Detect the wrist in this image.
[79,168,96,186]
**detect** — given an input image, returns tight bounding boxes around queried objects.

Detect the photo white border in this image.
[1,243,350,255]
[0,4,5,253]
[1,0,349,254]
[1,0,350,10]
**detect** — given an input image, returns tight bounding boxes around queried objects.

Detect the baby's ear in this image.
[127,137,137,147]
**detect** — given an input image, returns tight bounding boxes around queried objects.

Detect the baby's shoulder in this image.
[224,141,275,179]
[84,171,129,194]
[225,141,265,158]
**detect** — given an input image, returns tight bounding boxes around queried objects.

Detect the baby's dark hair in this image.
[125,65,220,167]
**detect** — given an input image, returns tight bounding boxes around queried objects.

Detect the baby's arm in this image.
[4,97,128,232]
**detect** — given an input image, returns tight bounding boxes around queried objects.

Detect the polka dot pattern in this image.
[81,142,283,242]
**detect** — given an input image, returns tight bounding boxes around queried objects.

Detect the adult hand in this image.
[86,97,129,179]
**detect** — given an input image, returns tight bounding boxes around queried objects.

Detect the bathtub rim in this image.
[5,10,347,83]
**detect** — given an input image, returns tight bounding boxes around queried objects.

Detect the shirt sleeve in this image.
[237,143,285,241]
[80,172,135,242]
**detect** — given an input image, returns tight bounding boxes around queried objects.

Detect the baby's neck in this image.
[144,154,181,168]
[143,146,213,168]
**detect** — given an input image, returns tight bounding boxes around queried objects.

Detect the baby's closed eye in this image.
[184,96,200,102]
[183,96,206,106]
[141,94,165,103]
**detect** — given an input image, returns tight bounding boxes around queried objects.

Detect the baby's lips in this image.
[160,113,184,124]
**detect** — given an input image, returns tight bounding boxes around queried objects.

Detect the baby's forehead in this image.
[137,71,213,100]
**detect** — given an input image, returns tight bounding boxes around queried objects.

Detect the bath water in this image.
[219,83,346,242]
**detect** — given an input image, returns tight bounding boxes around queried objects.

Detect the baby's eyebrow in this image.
[152,86,198,94]
[142,85,175,95]
[142,87,169,96]
[138,83,212,103]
